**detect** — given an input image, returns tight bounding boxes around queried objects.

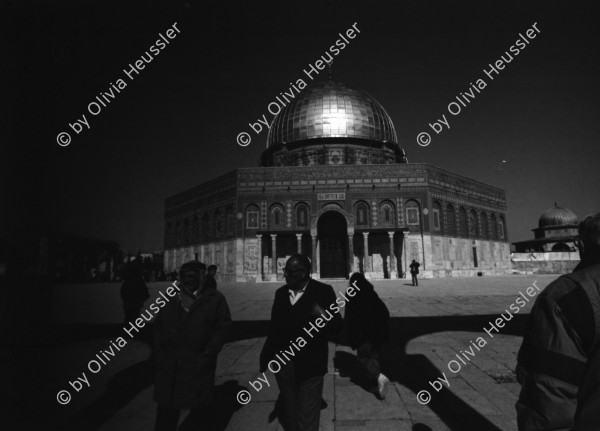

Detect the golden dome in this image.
[266,81,398,147]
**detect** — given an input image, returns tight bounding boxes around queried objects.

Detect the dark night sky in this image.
[7,0,600,253]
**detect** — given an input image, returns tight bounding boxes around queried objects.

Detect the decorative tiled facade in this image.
[164,164,510,281]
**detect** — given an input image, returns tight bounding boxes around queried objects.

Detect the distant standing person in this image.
[205,264,217,290]
[344,273,391,399]
[409,260,420,286]
[153,260,232,431]
[120,263,150,323]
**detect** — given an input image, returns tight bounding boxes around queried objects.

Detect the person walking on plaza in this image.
[153,260,232,431]
[409,259,420,286]
[344,272,391,399]
[260,254,342,431]
[120,262,150,323]
[205,264,217,290]
[516,212,600,430]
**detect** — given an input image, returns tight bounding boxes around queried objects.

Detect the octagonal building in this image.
[164,80,511,281]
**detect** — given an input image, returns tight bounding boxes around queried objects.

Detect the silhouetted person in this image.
[153,260,232,431]
[409,260,420,286]
[344,273,391,399]
[260,254,342,431]
[516,212,600,430]
[120,263,150,323]
[205,264,217,290]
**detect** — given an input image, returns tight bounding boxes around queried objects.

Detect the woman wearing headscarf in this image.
[344,272,391,399]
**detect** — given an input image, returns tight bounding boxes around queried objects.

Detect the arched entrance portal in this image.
[317,211,348,278]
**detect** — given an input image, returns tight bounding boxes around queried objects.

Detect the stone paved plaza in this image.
[43,274,558,431]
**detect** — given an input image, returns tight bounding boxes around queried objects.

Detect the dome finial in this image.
[554,201,558,208]
[326,60,333,82]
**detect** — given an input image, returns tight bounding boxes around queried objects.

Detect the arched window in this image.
[226,207,234,235]
[296,204,309,228]
[246,205,259,229]
[469,210,478,237]
[356,202,369,226]
[215,210,223,236]
[380,201,395,227]
[499,216,506,240]
[271,205,283,228]
[552,243,570,252]
[445,204,456,236]
[480,212,489,239]
[490,214,498,240]
[406,200,420,226]
[192,215,200,242]
[458,207,468,237]
[176,221,182,245]
[274,208,281,226]
[201,213,210,241]
[432,201,442,231]
[183,218,191,244]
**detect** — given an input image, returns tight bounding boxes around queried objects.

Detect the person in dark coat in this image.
[260,254,342,431]
[344,272,391,399]
[409,260,420,286]
[120,262,150,323]
[516,212,600,430]
[153,260,232,431]
[205,264,217,290]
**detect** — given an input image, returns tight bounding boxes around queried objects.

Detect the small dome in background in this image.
[538,204,578,228]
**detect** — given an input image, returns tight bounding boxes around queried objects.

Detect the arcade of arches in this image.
[164,165,511,281]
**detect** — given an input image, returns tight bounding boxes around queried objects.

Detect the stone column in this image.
[347,234,354,274]
[402,233,408,278]
[311,234,318,274]
[388,231,395,276]
[362,232,370,272]
[296,233,302,254]
[256,235,263,281]
[271,234,278,275]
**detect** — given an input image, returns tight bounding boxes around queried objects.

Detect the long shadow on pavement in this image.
[335,314,528,431]
[52,321,257,431]
[51,314,527,430]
